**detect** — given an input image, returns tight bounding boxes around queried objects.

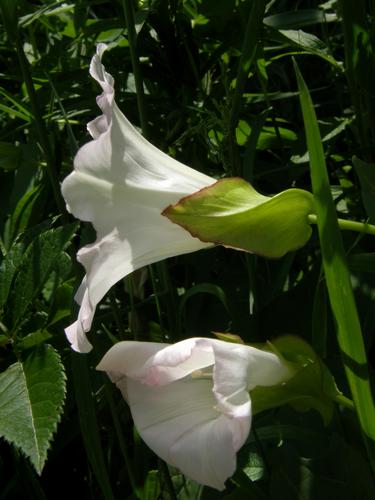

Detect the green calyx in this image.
[251,335,342,425]
[163,177,315,258]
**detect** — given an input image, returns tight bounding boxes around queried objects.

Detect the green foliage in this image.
[295,61,375,443]
[0,344,66,474]
[0,0,375,498]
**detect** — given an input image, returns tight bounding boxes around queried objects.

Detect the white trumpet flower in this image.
[61,45,215,352]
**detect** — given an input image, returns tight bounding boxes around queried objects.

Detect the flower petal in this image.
[61,45,215,352]
[97,340,169,381]
[210,340,294,423]
[122,376,249,490]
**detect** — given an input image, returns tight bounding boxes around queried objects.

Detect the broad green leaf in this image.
[0,344,66,473]
[0,241,24,309]
[164,178,315,258]
[352,156,375,221]
[295,61,375,441]
[16,329,53,350]
[6,224,77,329]
[251,336,340,424]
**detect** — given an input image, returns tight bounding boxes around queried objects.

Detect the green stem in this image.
[334,393,355,411]
[227,0,266,176]
[103,378,139,497]
[122,0,149,137]
[308,214,375,236]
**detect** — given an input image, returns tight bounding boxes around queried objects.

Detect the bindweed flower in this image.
[61,44,215,352]
[97,337,294,490]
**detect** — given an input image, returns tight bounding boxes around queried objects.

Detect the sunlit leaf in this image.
[0,344,66,473]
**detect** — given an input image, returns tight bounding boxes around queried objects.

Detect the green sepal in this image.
[251,335,341,425]
[163,178,315,258]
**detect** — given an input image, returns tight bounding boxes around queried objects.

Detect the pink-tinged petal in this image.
[97,338,294,489]
[141,338,214,385]
[97,340,168,381]
[123,376,250,490]
[61,45,216,352]
[96,338,214,385]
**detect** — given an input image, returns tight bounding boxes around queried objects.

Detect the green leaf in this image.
[5,184,45,247]
[268,28,342,69]
[352,156,375,221]
[6,224,77,329]
[16,329,53,351]
[235,120,297,149]
[0,344,66,473]
[141,470,161,500]
[294,60,375,441]
[264,9,337,29]
[251,336,340,424]
[0,241,24,309]
[163,178,315,258]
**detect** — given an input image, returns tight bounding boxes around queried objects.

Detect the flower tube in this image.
[97,337,294,490]
[61,45,215,352]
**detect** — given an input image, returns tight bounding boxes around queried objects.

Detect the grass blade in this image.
[294,60,375,449]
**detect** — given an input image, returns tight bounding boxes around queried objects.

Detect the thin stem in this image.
[334,393,355,411]
[308,214,375,236]
[148,265,164,330]
[103,377,139,496]
[226,0,266,176]
[121,0,149,137]
[14,34,67,218]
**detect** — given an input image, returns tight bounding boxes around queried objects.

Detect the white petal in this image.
[123,376,249,490]
[61,45,215,351]
[209,340,294,429]
[97,340,169,381]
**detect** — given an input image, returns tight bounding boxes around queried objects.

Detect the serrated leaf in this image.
[16,329,53,351]
[0,242,24,309]
[0,344,66,473]
[6,224,77,329]
[164,178,315,258]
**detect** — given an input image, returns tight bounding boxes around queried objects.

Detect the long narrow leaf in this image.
[294,61,375,446]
